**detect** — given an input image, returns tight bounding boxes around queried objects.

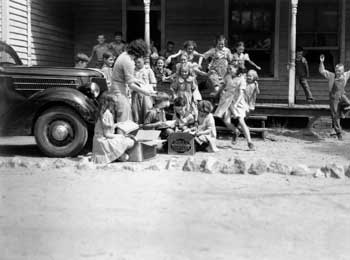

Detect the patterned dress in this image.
[170,75,199,119]
[203,47,232,87]
[195,113,217,151]
[132,66,157,124]
[214,74,249,119]
[92,109,132,164]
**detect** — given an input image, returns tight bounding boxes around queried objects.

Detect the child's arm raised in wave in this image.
[166,50,182,65]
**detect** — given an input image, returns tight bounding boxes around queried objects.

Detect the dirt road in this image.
[1,131,350,259]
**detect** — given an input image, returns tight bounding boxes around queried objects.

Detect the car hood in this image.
[2,66,104,77]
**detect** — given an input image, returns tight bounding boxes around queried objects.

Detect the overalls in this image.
[329,76,350,134]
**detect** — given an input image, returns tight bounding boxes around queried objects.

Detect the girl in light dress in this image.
[132,57,157,124]
[232,41,261,72]
[203,35,233,95]
[190,100,218,153]
[92,93,135,164]
[214,64,255,151]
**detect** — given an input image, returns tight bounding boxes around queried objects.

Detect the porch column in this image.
[143,0,151,54]
[288,0,298,106]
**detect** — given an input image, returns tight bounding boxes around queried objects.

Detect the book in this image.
[115,120,139,134]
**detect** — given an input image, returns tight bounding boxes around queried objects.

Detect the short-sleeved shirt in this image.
[295,57,308,77]
[203,47,232,62]
[144,108,167,125]
[232,52,250,69]
[135,67,157,86]
[111,52,137,95]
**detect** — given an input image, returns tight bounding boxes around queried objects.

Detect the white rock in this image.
[220,158,247,175]
[200,157,219,174]
[248,160,268,175]
[183,158,198,172]
[321,164,345,179]
[291,164,312,177]
[269,161,291,175]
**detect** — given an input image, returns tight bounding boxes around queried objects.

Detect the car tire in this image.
[34,106,88,157]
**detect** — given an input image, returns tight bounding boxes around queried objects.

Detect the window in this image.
[229,0,276,77]
[296,0,340,77]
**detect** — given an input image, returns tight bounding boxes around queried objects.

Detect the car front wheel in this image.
[34,106,88,157]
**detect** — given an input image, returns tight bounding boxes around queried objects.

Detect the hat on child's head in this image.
[198,100,213,113]
[154,92,170,102]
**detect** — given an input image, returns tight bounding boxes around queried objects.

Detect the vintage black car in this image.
[0,41,108,157]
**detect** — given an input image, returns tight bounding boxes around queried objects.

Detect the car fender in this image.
[30,87,98,125]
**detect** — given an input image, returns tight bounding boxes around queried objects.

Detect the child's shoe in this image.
[337,133,343,140]
[248,142,255,151]
[231,131,238,145]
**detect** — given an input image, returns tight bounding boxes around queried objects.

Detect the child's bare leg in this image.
[238,117,252,144]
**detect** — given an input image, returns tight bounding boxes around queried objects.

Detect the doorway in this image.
[126,10,161,50]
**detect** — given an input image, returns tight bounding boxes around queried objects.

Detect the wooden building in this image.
[0,0,349,105]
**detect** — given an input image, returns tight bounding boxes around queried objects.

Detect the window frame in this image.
[226,0,280,80]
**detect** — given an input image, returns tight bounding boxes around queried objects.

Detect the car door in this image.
[0,43,31,136]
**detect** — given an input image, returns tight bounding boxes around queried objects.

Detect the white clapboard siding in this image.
[30,0,74,66]
[0,0,2,40]
[8,0,28,64]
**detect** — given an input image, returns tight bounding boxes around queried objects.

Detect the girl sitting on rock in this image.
[190,100,218,152]
[92,93,135,164]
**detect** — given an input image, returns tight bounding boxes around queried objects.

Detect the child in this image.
[173,96,195,132]
[109,31,126,58]
[214,64,255,151]
[190,100,218,152]
[295,46,314,102]
[153,56,173,85]
[203,35,233,95]
[90,34,110,69]
[245,69,260,111]
[232,41,261,72]
[160,41,176,59]
[319,54,350,140]
[170,63,199,120]
[92,93,135,164]
[74,53,89,68]
[132,57,157,124]
[143,92,173,139]
[100,51,115,88]
[166,40,203,67]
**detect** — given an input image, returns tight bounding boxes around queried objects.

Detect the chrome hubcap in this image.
[51,121,72,141]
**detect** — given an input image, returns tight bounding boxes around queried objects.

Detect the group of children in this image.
[92,35,261,164]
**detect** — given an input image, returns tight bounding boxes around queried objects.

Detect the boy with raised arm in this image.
[319,54,350,140]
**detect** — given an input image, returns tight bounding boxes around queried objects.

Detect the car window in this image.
[0,45,18,65]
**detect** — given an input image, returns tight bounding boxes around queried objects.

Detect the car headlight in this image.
[87,82,100,98]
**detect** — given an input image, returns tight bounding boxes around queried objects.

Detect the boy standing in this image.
[319,54,350,140]
[109,31,126,58]
[295,46,314,102]
[90,34,109,69]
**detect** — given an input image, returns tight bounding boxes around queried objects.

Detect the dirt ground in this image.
[1,130,350,260]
